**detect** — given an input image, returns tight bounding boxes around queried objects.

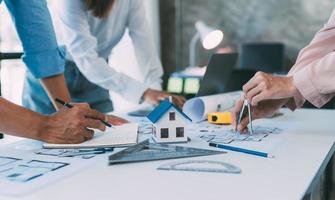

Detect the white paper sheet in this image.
[183,91,243,122]
[43,123,139,149]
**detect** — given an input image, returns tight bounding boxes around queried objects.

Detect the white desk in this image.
[0,108,334,200]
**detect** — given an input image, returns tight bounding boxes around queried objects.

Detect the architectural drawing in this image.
[0,156,68,183]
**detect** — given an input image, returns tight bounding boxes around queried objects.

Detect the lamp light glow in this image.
[189,21,224,66]
[195,21,224,50]
[202,30,224,49]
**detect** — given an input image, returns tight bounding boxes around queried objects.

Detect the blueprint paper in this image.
[0,157,68,183]
[187,120,285,154]
[0,140,105,196]
[199,127,282,144]
[183,91,242,122]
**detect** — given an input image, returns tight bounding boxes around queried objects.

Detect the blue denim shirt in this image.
[1,0,65,78]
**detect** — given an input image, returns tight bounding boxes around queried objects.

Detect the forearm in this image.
[0,97,46,140]
[0,98,109,144]
[40,74,71,110]
[128,0,163,91]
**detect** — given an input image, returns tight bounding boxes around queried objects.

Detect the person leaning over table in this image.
[232,8,335,131]
[0,0,125,144]
[22,0,186,115]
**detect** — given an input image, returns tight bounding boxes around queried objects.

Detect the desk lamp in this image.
[189,21,223,67]
[167,22,223,97]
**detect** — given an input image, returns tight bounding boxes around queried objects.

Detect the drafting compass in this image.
[237,99,253,135]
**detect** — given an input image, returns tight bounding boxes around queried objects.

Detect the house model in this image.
[147,98,192,143]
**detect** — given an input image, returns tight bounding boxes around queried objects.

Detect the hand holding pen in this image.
[55,98,112,128]
[41,101,108,144]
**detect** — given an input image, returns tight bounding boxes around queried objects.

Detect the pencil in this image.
[209,142,274,158]
[55,98,112,128]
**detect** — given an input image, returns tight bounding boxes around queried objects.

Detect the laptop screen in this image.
[196,53,238,97]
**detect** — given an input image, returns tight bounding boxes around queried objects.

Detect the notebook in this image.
[43,123,139,149]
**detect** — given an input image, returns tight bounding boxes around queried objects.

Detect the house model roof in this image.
[147,99,192,123]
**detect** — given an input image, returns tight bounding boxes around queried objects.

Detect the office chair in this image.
[239,42,285,73]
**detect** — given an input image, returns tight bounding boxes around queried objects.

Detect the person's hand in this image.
[106,114,129,126]
[41,103,107,144]
[142,88,186,108]
[231,98,287,132]
[243,72,298,106]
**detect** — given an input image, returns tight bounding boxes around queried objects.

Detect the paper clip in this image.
[237,99,253,135]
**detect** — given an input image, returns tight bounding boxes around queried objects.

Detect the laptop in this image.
[196,53,237,97]
[128,53,255,117]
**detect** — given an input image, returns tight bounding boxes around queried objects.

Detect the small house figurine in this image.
[147,97,192,143]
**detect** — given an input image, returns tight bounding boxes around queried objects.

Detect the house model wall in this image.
[147,99,191,143]
[153,106,188,143]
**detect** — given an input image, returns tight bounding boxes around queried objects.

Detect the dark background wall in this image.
[160,0,335,79]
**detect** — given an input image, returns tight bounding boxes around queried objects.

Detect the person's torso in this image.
[52,0,130,60]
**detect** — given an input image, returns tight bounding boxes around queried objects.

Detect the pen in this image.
[55,98,112,128]
[209,142,274,158]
